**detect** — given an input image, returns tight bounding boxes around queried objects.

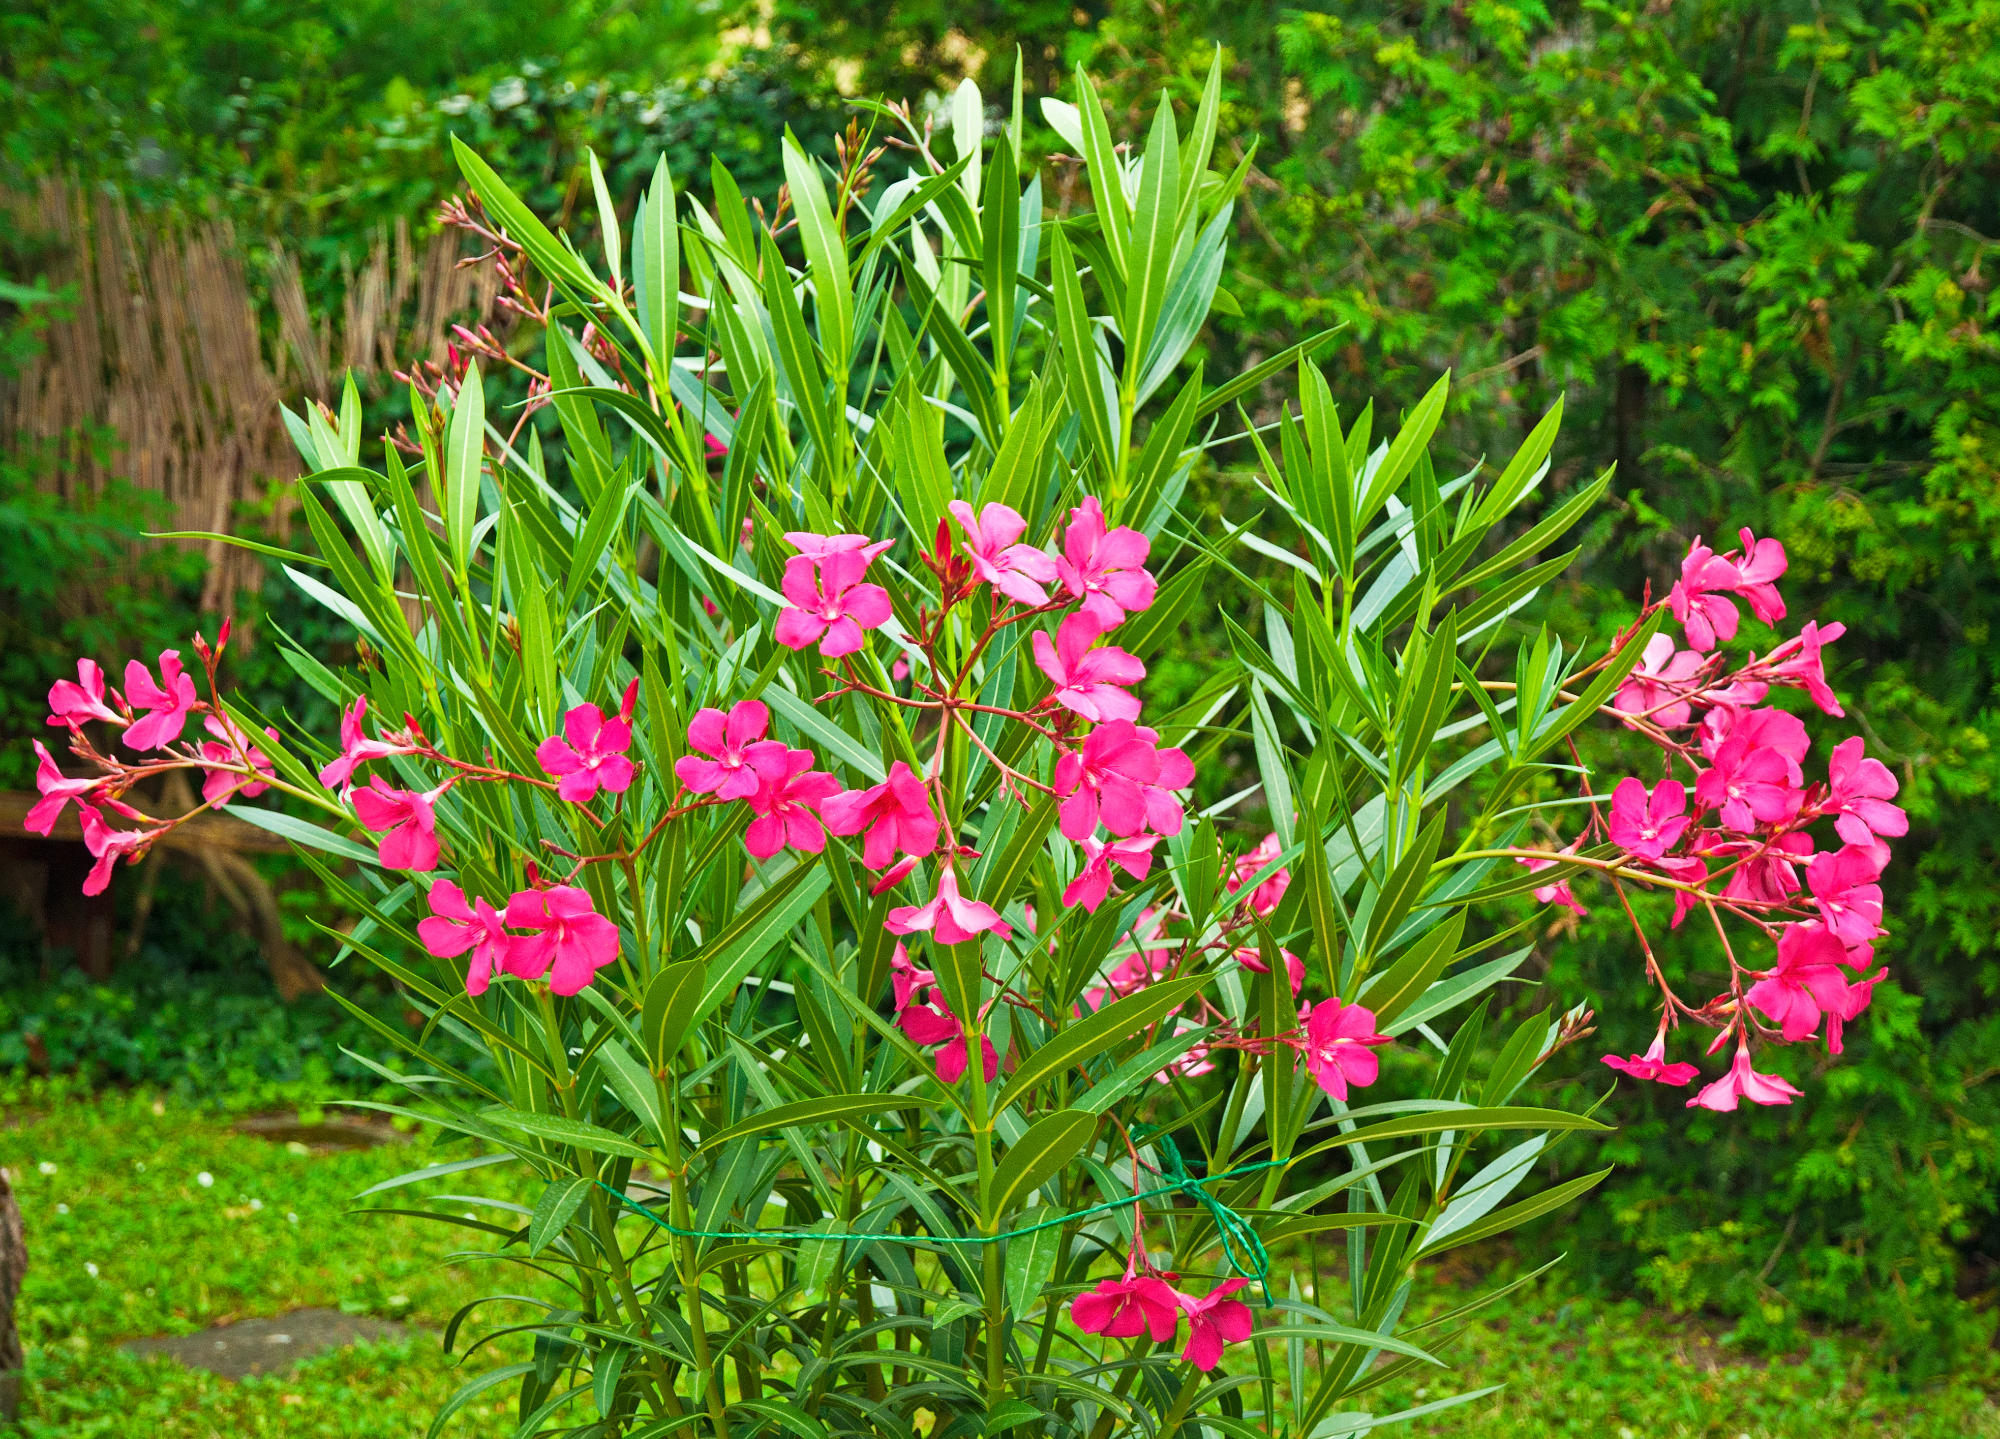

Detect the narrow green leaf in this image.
[445,362,485,575]
[782,133,851,373]
[530,1178,592,1254]
[701,1095,908,1151]
[1001,975,1207,1115]
[988,1109,1097,1222]
[480,1107,656,1163]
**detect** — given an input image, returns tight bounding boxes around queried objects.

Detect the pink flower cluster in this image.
[1539,531,1901,1109]
[419,878,620,996]
[1071,1260,1254,1370]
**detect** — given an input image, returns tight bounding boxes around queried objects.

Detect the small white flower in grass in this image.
[55,1204,67,1215]
[249,1198,263,1211]
[287,1213,299,1224]
[38,1162,56,1176]
[84,1262,98,1279]
[196,1172,213,1188]
[134,1162,144,1171]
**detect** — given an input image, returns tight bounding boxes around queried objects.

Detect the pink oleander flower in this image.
[891,943,935,1013]
[121,651,199,750]
[673,700,781,801]
[1667,540,1744,653]
[886,863,1014,945]
[1227,833,1290,917]
[76,804,160,896]
[1613,633,1707,729]
[1518,843,1588,917]
[1746,923,1861,1046]
[1826,736,1907,846]
[25,740,102,836]
[1699,701,1806,765]
[1609,777,1691,861]
[318,697,421,797]
[47,659,123,728]
[351,777,448,871]
[1728,527,1788,624]
[1693,734,1804,833]
[934,1029,1001,1084]
[821,761,941,870]
[707,433,730,460]
[774,550,892,657]
[785,531,894,563]
[1713,831,1813,906]
[1688,1043,1804,1111]
[1806,843,1885,946]
[1055,496,1157,629]
[418,879,514,996]
[504,885,621,996]
[949,500,1058,607]
[891,949,1000,1083]
[1767,621,1846,717]
[1033,612,1145,723]
[1602,1033,1701,1086]
[1063,834,1160,913]
[1054,720,1164,840]
[1071,1269,1182,1343]
[1178,1279,1254,1370]
[1135,726,1195,836]
[1235,945,1304,995]
[197,715,277,808]
[538,701,636,804]
[1300,997,1391,1100]
[1655,853,1710,928]
[744,750,840,859]
[1153,1020,1217,1084]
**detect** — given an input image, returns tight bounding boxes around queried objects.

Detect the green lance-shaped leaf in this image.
[480,1107,657,1164]
[782,131,851,374]
[1414,1167,1614,1260]
[529,1178,592,1255]
[1357,370,1450,529]
[986,1109,1098,1224]
[1359,811,1448,972]
[642,959,708,1069]
[1000,974,1207,1115]
[1122,97,1181,401]
[794,1217,844,1296]
[1355,911,1464,1023]
[700,1095,909,1151]
[1393,609,1459,788]
[1049,227,1120,481]
[452,136,598,295]
[597,1038,668,1148]
[1004,1206,1062,1314]
[983,132,1021,393]
[636,154,678,370]
[1073,68,1130,277]
[588,149,622,289]
[444,361,484,576]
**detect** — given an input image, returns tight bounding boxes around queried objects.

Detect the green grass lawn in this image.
[3,1084,1995,1436]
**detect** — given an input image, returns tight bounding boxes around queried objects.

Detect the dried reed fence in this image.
[1,181,505,616]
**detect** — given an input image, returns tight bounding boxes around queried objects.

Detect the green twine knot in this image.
[1132,1125,1272,1307]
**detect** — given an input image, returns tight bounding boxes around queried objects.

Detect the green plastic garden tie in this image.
[590,1128,1278,1298]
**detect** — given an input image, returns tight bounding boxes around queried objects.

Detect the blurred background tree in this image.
[4,0,2000,1379]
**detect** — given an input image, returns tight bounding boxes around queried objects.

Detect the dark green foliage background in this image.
[5,0,2000,1377]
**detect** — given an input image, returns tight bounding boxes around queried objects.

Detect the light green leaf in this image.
[1002,975,1208,1115]
[987,1109,1098,1222]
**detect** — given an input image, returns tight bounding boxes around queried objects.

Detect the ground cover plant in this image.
[19,57,1898,1439]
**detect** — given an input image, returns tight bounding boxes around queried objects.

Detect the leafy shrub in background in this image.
[20,43,1891,1435]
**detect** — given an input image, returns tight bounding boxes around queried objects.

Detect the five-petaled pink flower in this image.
[1609,777,1691,861]
[1693,737,1802,833]
[1602,1033,1701,1086]
[1746,923,1864,1047]
[25,740,101,836]
[949,500,1058,607]
[1805,843,1884,946]
[1179,1279,1254,1370]
[318,697,420,798]
[1226,833,1290,917]
[1055,496,1157,629]
[77,804,160,896]
[538,686,639,803]
[1034,612,1145,723]
[1300,997,1391,1100]
[886,864,1013,945]
[821,761,941,870]
[1613,633,1706,730]
[774,548,893,657]
[1728,528,1788,624]
[744,750,840,859]
[1826,737,1907,846]
[1063,834,1159,913]
[675,699,783,801]
[1688,1043,1803,1111]
[419,879,514,996]
[352,777,448,871]
[122,651,199,751]
[1667,540,1743,653]
[47,659,123,728]
[505,885,621,995]
[197,715,277,808]
[1071,1269,1181,1343]
[1054,720,1164,840]
[891,947,998,1083]
[1768,621,1847,717]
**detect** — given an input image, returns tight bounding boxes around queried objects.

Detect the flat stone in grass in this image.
[119,1309,410,1381]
